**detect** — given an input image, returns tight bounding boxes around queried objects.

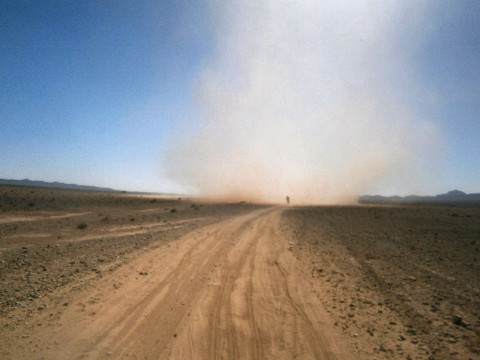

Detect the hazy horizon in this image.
[2,177,479,205]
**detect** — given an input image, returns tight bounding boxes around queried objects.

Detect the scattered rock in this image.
[77,222,88,230]
[452,314,470,328]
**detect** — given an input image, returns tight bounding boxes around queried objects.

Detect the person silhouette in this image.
[286,195,290,205]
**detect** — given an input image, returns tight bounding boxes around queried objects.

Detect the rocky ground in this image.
[1,185,479,359]
[281,205,480,359]
[0,185,263,339]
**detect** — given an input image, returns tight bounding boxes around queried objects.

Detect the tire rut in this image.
[28,207,351,360]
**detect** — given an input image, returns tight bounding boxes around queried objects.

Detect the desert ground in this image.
[0,186,479,359]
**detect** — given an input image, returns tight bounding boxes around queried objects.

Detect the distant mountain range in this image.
[0,178,119,192]
[359,190,480,205]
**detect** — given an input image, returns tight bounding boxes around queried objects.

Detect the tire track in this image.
[172,209,350,360]
[30,207,350,360]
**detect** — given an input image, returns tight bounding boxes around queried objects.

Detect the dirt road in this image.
[14,207,350,360]
[3,188,478,359]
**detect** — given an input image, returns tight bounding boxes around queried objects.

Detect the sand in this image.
[1,186,479,359]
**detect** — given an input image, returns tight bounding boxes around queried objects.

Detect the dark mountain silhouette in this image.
[359,190,480,205]
[0,178,119,192]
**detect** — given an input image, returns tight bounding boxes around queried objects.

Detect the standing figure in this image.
[286,195,290,205]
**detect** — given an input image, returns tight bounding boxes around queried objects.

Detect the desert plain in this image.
[0,185,479,359]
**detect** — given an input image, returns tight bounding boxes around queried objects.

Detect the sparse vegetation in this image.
[190,204,200,211]
[77,222,88,229]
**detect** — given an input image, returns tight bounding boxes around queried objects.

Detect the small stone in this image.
[452,314,470,328]
[406,328,417,335]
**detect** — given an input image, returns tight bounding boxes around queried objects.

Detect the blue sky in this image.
[1,1,212,192]
[415,1,480,193]
[0,1,479,196]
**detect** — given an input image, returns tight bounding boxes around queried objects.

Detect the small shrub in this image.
[77,222,88,230]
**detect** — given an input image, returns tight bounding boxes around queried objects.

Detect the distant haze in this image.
[167,1,441,204]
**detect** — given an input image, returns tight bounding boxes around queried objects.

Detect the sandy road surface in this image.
[20,207,350,360]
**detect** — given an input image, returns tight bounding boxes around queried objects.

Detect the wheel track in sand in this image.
[23,207,350,360]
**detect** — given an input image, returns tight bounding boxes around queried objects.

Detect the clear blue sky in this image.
[416,1,480,194]
[0,1,212,193]
[0,1,479,195]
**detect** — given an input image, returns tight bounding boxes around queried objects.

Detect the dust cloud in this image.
[166,0,439,204]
